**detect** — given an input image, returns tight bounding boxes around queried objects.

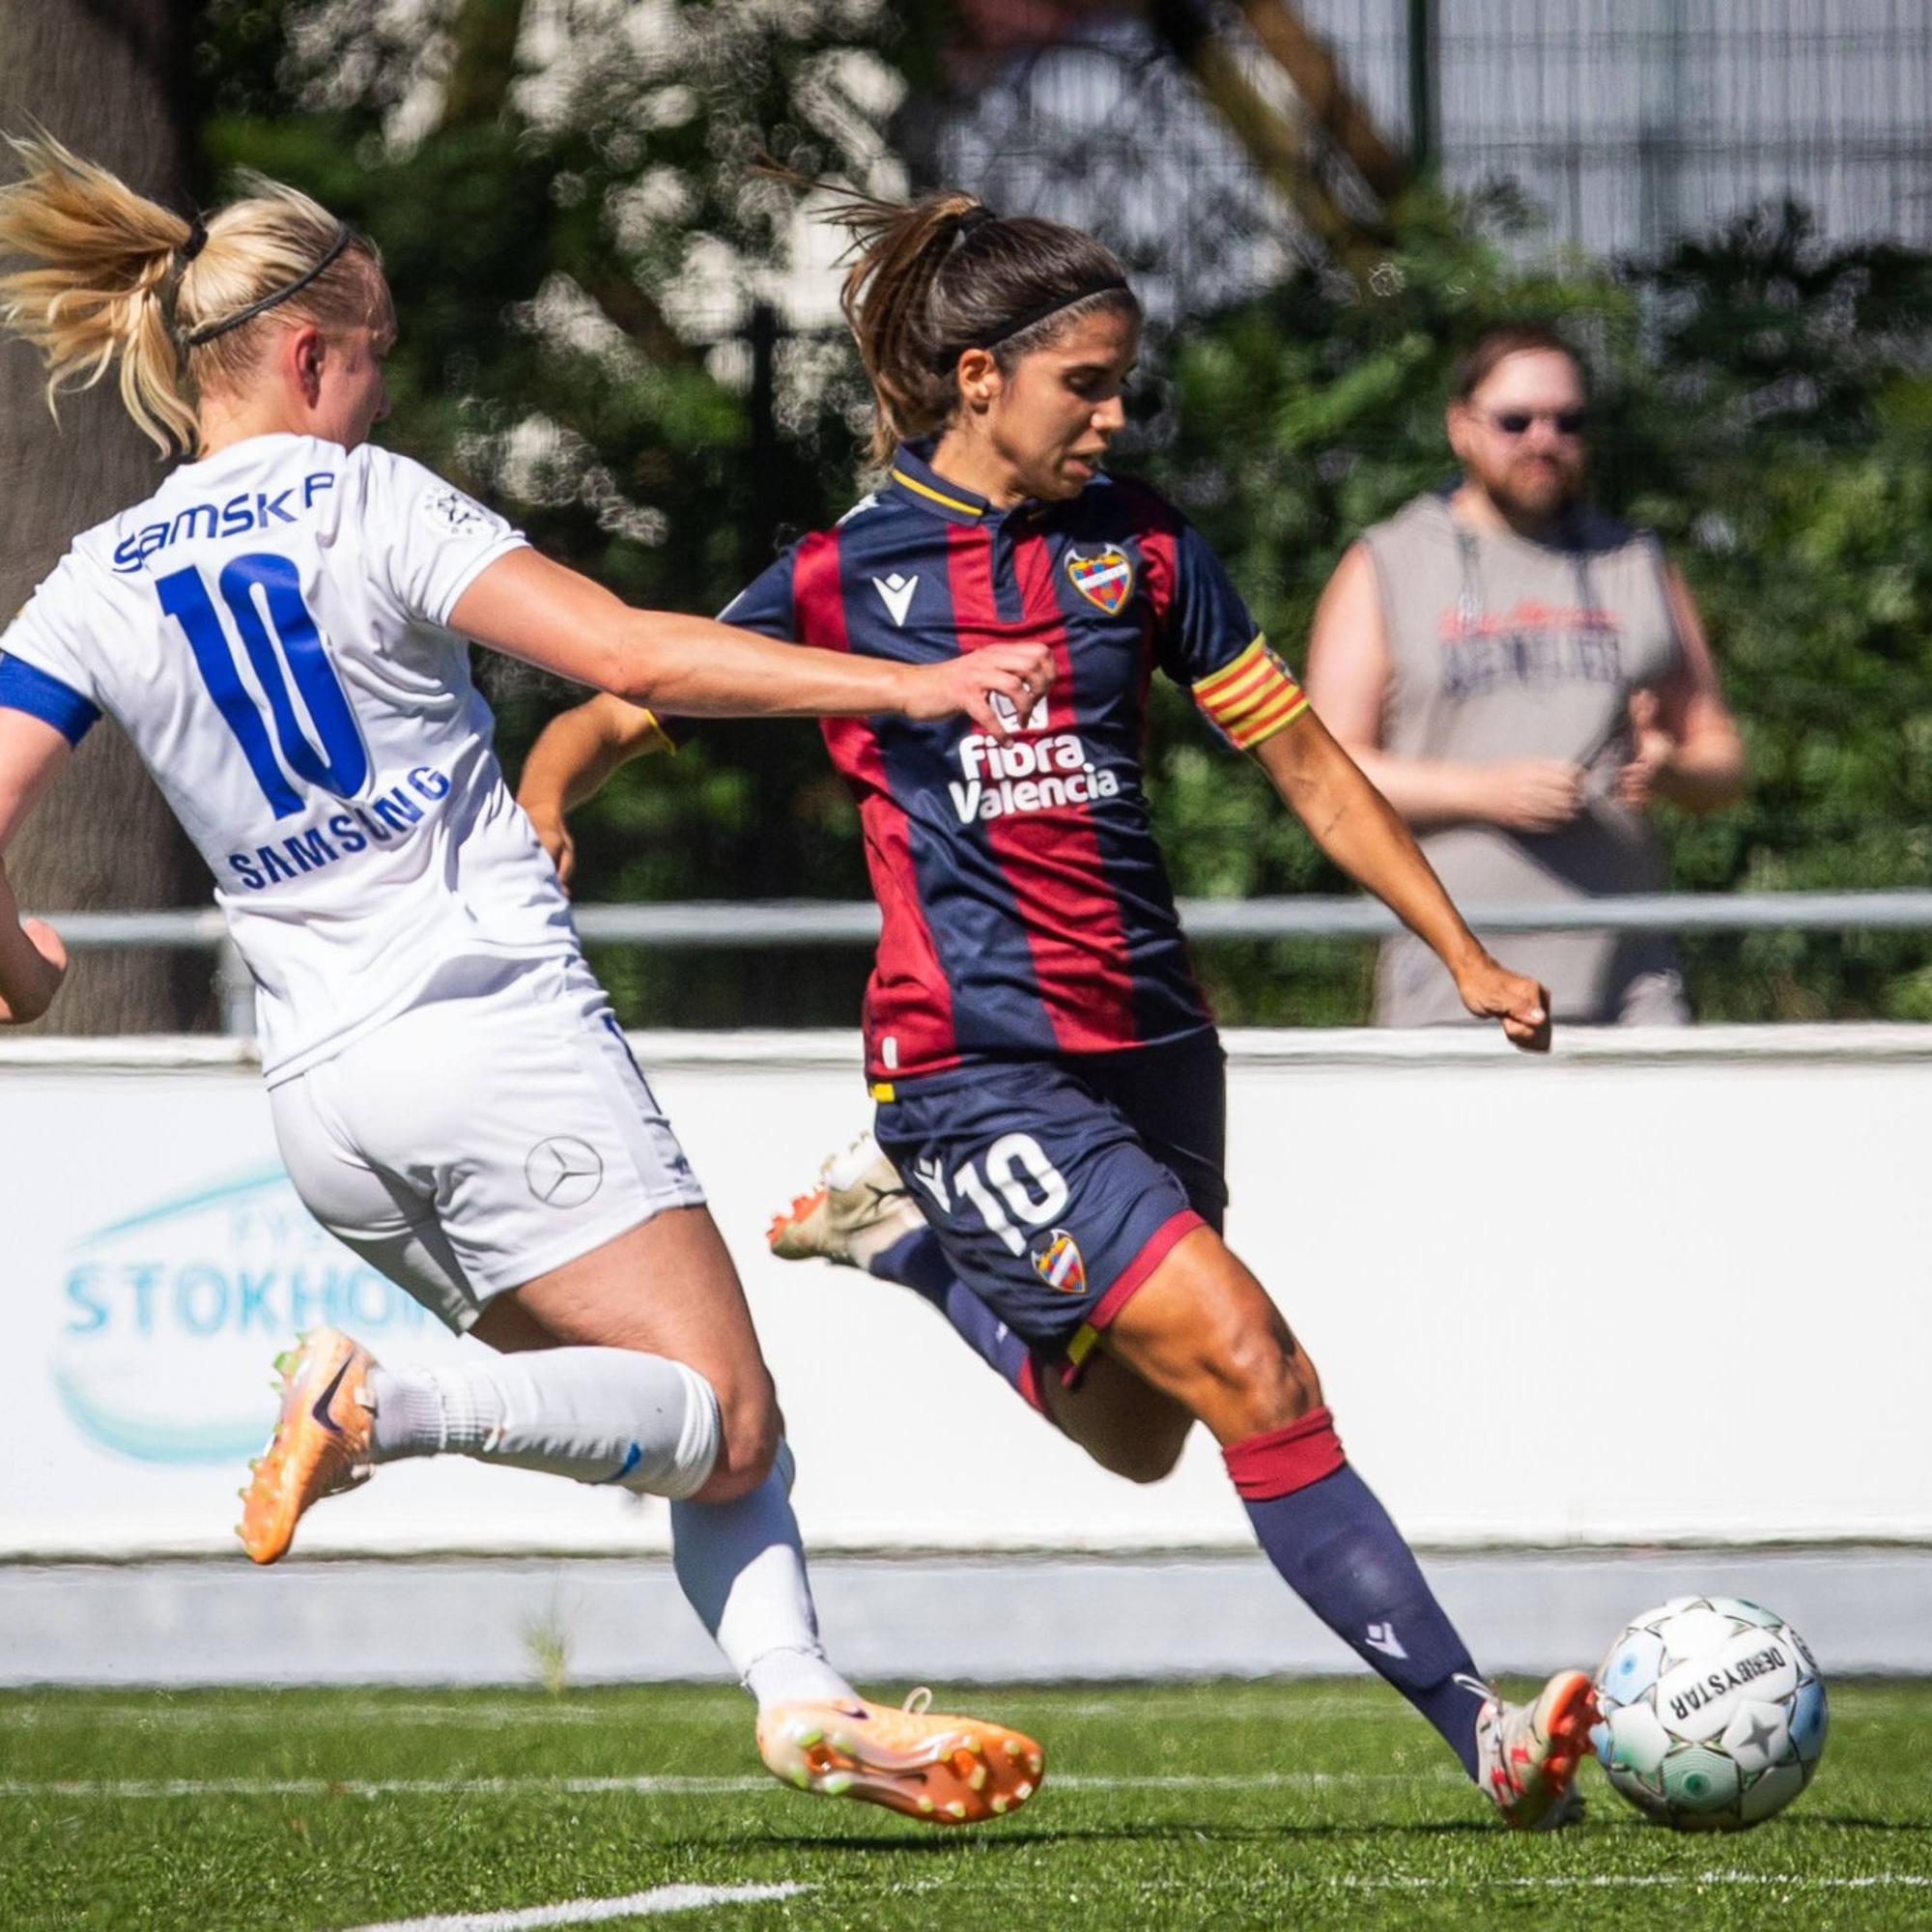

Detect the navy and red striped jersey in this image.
[724,440,1309,1085]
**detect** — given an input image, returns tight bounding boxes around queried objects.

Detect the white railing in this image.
[40,887,1932,949]
[32,890,1932,1034]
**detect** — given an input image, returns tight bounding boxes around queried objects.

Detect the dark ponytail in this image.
[808,184,1139,462]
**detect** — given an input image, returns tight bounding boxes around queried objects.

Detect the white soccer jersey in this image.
[0,433,579,1081]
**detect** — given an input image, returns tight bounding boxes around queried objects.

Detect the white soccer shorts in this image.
[270,952,707,1330]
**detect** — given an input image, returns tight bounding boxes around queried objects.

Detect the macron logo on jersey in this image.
[872,572,918,626]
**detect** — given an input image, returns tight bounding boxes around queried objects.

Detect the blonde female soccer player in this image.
[522,186,1596,1829]
[0,136,1051,1825]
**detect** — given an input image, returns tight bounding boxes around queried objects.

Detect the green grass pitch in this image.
[3,1680,1926,1930]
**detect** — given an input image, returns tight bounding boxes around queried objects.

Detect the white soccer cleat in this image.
[766,1132,924,1271]
[1475,1668,1597,1830]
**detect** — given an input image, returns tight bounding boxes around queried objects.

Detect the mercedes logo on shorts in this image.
[526,1136,606,1208]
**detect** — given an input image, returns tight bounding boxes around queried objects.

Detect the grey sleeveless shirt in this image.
[1360,491,1689,1026]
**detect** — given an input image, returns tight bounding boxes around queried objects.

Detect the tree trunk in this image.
[0,0,211,1032]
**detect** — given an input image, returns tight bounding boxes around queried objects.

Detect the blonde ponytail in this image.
[0,131,383,458]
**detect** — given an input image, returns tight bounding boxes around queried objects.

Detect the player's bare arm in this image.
[0,710,72,1025]
[1304,542,1585,834]
[451,548,1050,739]
[517,695,672,886]
[1253,708,1551,1050]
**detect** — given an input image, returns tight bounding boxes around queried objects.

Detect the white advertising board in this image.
[2,1026,1926,1556]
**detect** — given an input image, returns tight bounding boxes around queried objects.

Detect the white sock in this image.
[670,1442,860,1711]
[367,1349,721,1501]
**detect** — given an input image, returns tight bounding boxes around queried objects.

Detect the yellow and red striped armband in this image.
[1191,636,1309,751]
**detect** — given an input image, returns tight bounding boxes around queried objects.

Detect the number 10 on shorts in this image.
[952,1134,1069,1255]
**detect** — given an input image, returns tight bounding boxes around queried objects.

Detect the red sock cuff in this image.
[1223,1406,1346,1501]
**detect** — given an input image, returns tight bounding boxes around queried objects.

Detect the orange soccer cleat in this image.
[756,1689,1045,1825]
[236,1326,377,1565]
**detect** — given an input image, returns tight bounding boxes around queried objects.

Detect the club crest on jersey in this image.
[1065,545,1134,615]
[1031,1228,1088,1296]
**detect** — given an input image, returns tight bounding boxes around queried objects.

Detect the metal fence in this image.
[43,891,1932,1037]
[922,0,1932,320]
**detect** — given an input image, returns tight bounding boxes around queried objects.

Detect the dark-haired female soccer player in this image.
[521,189,1594,1827]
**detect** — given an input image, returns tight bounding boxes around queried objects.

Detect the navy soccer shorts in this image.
[871,1031,1228,1378]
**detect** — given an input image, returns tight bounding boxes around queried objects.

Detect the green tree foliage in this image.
[1140,193,1932,1022]
[192,4,1932,1024]
[196,0,951,1025]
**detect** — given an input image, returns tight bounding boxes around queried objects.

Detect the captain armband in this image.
[1191,636,1309,752]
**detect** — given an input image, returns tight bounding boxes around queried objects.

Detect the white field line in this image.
[0,1776,773,1800]
[1326,1875,1932,1893]
[0,1769,1459,1801]
[71,1686,1926,1731]
[342,1883,806,1931]
[0,1694,1414,1730]
[0,1701,617,1730]
[1047,1696,1417,1720]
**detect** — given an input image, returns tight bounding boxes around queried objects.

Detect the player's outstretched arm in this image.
[0,711,73,1025]
[1252,709,1551,1052]
[451,550,1049,737]
[517,695,670,888]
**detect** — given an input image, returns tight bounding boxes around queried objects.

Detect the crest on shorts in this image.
[1065,546,1134,615]
[1031,1228,1088,1296]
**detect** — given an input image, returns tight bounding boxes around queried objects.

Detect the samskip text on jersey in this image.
[112,472,337,573]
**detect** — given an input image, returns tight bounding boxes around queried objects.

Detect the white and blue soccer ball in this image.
[1592,1595,1827,1831]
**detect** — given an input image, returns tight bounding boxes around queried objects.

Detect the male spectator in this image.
[1304,323,1745,1025]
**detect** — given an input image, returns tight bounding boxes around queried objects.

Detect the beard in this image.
[1482,451,1585,525]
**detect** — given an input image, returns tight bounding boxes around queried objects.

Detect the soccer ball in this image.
[1591,1595,1827,1831]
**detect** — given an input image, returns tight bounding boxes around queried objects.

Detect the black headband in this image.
[181,224,355,350]
[928,275,1133,373]
[972,275,1132,355]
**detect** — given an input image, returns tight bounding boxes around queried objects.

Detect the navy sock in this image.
[869,1228,1037,1401]
[1229,1408,1487,1778]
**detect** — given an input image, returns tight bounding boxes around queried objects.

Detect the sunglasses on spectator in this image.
[1476,408,1590,438]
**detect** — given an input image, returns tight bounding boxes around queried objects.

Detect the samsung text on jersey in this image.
[226,762,452,891]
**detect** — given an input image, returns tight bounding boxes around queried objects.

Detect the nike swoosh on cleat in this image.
[310,1355,355,1437]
